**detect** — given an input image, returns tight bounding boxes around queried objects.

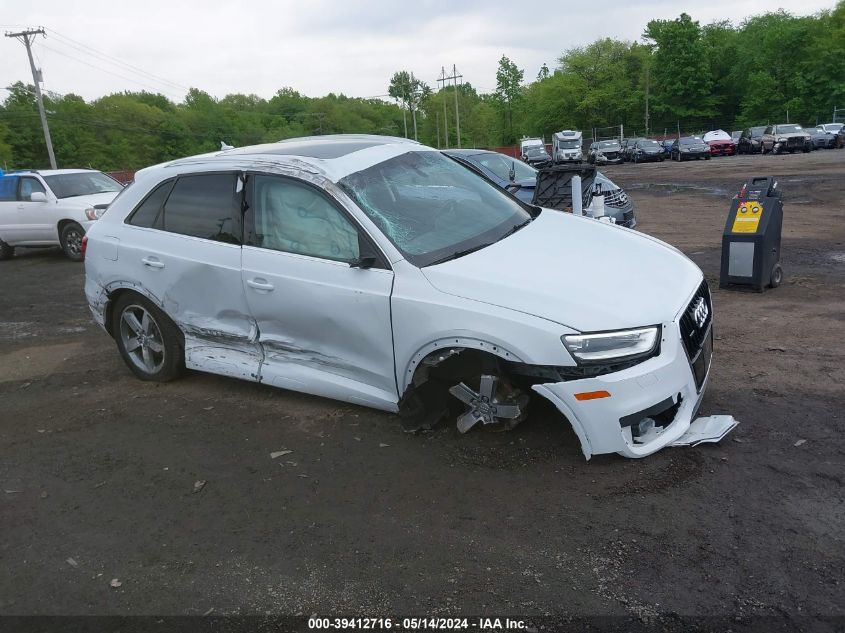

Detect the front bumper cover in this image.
[533,318,719,459]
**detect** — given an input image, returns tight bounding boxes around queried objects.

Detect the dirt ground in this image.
[1,149,843,626]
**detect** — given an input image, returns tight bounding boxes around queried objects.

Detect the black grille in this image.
[786,137,804,148]
[679,280,713,391]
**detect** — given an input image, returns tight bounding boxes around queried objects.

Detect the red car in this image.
[702,130,737,156]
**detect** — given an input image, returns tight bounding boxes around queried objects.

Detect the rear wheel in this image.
[769,263,783,288]
[60,222,85,261]
[112,293,184,382]
[0,239,13,260]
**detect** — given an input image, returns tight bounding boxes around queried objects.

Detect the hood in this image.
[777,132,810,139]
[421,210,701,332]
[58,191,120,207]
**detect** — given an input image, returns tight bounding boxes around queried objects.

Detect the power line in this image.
[36,42,184,101]
[46,28,188,92]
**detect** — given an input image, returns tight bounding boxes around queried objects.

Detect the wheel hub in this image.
[449,374,529,433]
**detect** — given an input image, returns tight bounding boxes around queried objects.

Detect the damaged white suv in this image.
[84,135,734,460]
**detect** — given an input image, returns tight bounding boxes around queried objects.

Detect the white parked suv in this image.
[84,135,733,460]
[0,168,124,261]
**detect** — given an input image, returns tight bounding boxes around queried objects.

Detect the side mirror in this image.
[30,192,47,202]
[508,161,516,182]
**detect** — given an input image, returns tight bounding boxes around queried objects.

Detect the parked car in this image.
[522,144,552,168]
[730,130,742,143]
[761,124,811,154]
[819,123,844,148]
[0,168,123,261]
[670,137,711,161]
[620,138,646,162]
[587,140,624,165]
[660,140,674,158]
[702,130,737,156]
[629,139,665,163]
[737,126,766,154]
[84,135,725,459]
[807,125,838,149]
[444,148,636,228]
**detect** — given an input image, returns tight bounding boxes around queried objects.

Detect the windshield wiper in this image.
[427,242,495,266]
[426,218,533,267]
[500,217,532,239]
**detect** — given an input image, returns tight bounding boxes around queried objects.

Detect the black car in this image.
[671,137,711,161]
[629,139,665,163]
[522,145,552,168]
[737,126,766,154]
[620,138,645,162]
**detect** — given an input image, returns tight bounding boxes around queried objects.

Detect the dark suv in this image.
[737,127,766,154]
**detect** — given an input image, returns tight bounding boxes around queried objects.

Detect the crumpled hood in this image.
[59,191,120,208]
[421,210,702,332]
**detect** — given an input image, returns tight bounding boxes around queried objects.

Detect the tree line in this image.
[1,3,842,171]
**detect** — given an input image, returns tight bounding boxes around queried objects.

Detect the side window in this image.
[764,126,772,135]
[161,174,240,243]
[19,177,46,201]
[0,175,20,202]
[250,175,360,262]
[127,180,173,229]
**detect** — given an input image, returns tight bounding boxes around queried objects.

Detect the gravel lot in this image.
[1,149,843,625]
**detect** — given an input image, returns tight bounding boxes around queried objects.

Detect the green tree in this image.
[495,55,524,143]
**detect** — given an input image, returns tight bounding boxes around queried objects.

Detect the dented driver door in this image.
[241,174,397,411]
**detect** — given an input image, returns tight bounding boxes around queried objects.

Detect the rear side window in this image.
[0,175,19,202]
[127,173,241,244]
[163,174,240,243]
[128,180,173,229]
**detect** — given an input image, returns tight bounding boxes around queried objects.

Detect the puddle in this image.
[625,182,730,197]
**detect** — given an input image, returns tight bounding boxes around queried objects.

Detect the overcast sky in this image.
[1,0,836,104]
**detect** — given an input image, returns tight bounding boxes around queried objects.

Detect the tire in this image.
[705,154,711,160]
[0,239,13,260]
[769,263,783,289]
[112,293,185,382]
[59,222,85,261]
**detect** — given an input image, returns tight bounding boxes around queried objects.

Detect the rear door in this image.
[241,173,397,410]
[120,172,261,380]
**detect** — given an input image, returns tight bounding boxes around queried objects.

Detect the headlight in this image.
[562,326,660,364]
[776,137,787,143]
[84,207,107,221]
[682,148,690,152]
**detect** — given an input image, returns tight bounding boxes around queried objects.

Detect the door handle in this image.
[141,257,165,269]
[246,278,274,291]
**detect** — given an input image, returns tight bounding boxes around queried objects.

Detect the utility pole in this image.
[410,72,418,141]
[644,63,650,138]
[437,67,450,148]
[400,96,407,138]
[452,64,462,148]
[438,65,463,148]
[436,111,441,149]
[6,28,57,168]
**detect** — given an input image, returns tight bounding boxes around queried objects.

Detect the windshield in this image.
[43,172,122,198]
[777,124,803,133]
[598,141,620,150]
[558,140,580,149]
[680,138,703,146]
[526,147,548,157]
[638,140,660,148]
[751,126,766,136]
[339,151,531,267]
[825,123,843,132]
[473,153,536,182]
